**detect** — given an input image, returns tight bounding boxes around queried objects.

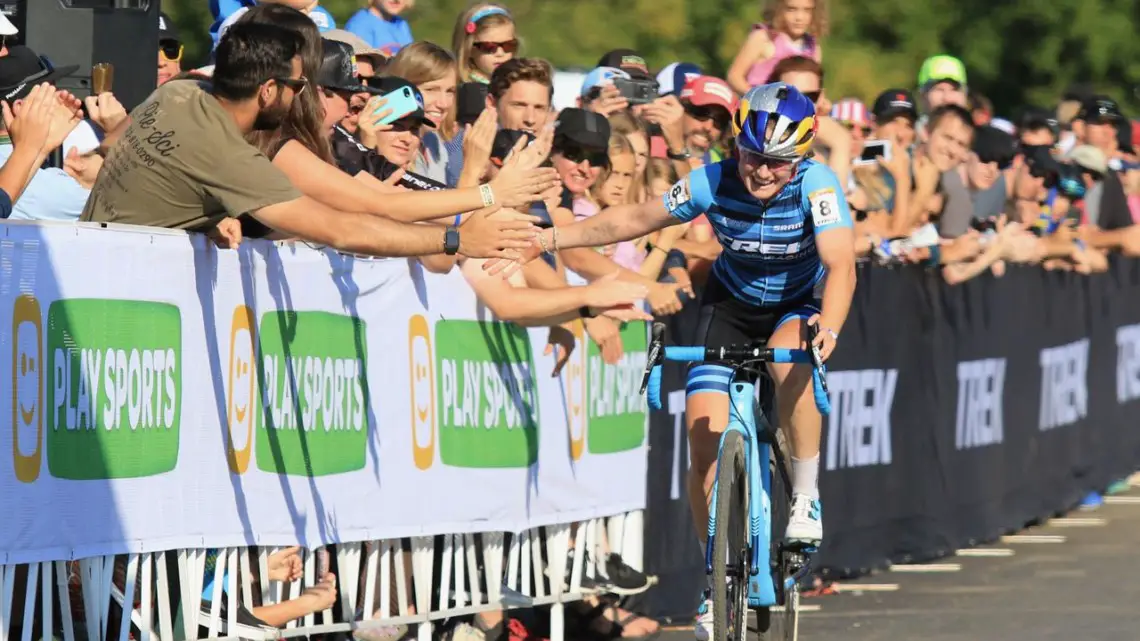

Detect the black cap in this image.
[1077,95,1123,123]
[0,46,79,102]
[490,129,536,165]
[871,88,918,122]
[158,12,178,41]
[1018,106,1059,134]
[595,49,651,80]
[457,82,488,126]
[1023,144,1061,178]
[1117,118,1135,155]
[972,125,1017,169]
[555,108,610,149]
[369,76,436,128]
[317,39,374,94]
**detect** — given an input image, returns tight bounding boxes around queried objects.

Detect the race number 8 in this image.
[810,189,841,227]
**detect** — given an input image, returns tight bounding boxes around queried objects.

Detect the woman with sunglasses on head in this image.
[385,42,460,184]
[452,3,518,84]
[496,88,857,638]
[767,55,852,188]
[228,5,556,243]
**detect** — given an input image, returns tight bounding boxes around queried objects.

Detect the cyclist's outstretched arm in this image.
[804,164,857,340]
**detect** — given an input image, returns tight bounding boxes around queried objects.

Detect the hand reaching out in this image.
[267,546,304,583]
[84,92,128,134]
[463,106,498,171]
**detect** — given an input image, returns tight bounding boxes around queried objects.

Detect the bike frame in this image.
[705,378,778,608]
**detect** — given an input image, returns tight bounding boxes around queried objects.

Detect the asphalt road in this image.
[660,484,1140,641]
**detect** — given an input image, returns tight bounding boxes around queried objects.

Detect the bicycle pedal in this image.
[782,541,818,554]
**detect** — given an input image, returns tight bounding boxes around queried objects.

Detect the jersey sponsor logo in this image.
[714,230,803,256]
[808,188,841,227]
[665,178,691,211]
[1038,339,1088,432]
[955,358,1005,450]
[771,222,804,232]
[1116,324,1140,404]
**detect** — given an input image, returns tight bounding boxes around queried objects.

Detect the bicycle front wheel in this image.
[712,430,749,641]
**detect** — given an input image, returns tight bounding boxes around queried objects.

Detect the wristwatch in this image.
[579,306,597,319]
[667,147,692,161]
[443,226,460,256]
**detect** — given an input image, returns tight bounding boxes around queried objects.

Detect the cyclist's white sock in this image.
[791,454,820,500]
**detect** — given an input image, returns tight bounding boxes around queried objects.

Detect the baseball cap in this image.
[596,49,651,80]
[317,39,374,95]
[1117,119,1135,155]
[871,89,918,122]
[988,117,1016,137]
[656,62,702,96]
[323,29,387,64]
[680,76,738,112]
[1076,95,1123,123]
[1066,144,1108,175]
[972,125,1017,169]
[490,129,536,166]
[917,55,967,90]
[370,76,435,128]
[555,108,610,149]
[456,82,488,126]
[158,12,178,41]
[0,46,79,102]
[830,98,869,126]
[1019,106,1059,134]
[580,67,630,97]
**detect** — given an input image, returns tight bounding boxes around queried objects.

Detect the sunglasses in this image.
[388,118,423,135]
[160,40,183,63]
[558,144,608,167]
[472,39,519,55]
[273,75,308,95]
[802,90,822,103]
[740,148,795,169]
[683,103,731,129]
[843,122,872,136]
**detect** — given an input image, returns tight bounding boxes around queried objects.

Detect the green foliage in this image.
[162,0,1140,115]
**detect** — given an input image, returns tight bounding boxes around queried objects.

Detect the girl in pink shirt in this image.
[726,0,827,95]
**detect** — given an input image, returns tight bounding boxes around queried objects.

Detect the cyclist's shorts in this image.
[686,274,819,397]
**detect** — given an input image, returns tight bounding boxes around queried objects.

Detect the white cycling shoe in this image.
[693,589,714,641]
[784,493,823,547]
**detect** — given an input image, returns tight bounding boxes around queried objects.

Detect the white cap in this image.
[0,12,18,37]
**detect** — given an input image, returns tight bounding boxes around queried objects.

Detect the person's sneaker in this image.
[601,554,651,595]
[693,589,714,641]
[784,494,823,548]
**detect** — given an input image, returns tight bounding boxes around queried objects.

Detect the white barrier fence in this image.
[0,222,649,640]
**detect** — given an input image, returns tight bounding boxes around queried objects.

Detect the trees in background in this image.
[161,0,1140,114]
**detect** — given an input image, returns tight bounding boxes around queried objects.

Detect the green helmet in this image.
[917,55,967,90]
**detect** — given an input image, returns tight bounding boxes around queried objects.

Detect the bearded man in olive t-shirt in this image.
[80,21,543,260]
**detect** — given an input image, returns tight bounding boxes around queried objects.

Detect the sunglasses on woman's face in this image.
[843,122,871,136]
[558,144,608,168]
[388,118,423,136]
[273,76,308,96]
[740,149,794,170]
[472,39,519,55]
[160,40,183,62]
[802,90,822,103]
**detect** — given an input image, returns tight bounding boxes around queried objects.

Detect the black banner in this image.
[641,259,1140,620]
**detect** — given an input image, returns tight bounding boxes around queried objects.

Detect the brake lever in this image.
[639,322,666,395]
[806,322,829,396]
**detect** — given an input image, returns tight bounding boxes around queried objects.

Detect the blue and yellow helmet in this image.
[732,83,818,160]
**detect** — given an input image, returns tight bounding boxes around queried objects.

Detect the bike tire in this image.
[713,430,750,641]
[755,414,795,641]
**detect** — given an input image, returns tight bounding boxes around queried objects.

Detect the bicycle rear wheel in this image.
[712,430,749,641]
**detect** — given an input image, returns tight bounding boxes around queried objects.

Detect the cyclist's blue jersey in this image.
[663,158,852,307]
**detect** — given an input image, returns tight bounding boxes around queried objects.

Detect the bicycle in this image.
[640,322,832,641]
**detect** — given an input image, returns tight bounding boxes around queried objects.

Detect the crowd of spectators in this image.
[2,0,1139,639]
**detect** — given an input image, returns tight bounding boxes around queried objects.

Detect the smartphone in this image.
[612,77,659,106]
[854,140,890,166]
[375,86,420,126]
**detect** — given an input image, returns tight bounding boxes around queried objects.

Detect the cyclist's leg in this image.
[766,302,823,546]
[686,279,779,640]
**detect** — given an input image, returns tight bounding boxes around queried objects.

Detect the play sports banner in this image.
[0,222,647,564]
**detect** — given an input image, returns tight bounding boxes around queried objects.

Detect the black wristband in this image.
[579,306,596,318]
[667,147,692,161]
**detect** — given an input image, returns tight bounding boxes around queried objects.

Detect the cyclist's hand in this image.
[544,323,575,377]
[584,315,623,365]
[807,314,838,362]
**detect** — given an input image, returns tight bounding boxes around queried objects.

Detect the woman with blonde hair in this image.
[386,41,461,183]
[451,3,518,83]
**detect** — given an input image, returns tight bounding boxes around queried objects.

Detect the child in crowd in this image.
[452,4,517,84]
[210,0,333,47]
[726,0,827,95]
[346,0,415,57]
